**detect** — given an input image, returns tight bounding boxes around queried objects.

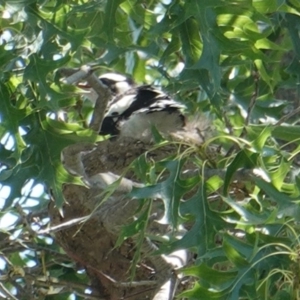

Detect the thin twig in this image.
[14,203,37,236]
[22,274,103,300]
[85,72,111,131]
[245,67,259,126]
[60,68,89,84]
[0,282,18,300]
[38,215,90,234]
[98,270,156,287]
[174,167,256,182]
[275,106,300,125]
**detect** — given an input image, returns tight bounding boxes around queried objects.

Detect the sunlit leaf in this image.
[1,0,300,298]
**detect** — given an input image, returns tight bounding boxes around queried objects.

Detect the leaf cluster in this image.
[1,0,300,299]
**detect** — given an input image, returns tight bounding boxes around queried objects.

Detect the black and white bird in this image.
[79,73,187,143]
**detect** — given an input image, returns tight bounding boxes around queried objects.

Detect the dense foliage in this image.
[1,0,300,299]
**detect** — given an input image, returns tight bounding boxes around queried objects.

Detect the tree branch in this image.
[59,65,112,132]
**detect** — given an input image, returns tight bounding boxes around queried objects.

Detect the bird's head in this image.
[77,72,134,103]
[98,73,134,95]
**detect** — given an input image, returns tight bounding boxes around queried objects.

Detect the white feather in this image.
[98,73,128,82]
[106,94,136,115]
[119,111,183,142]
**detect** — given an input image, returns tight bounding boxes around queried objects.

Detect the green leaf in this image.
[223,150,258,195]
[251,126,273,151]
[183,263,237,286]
[252,0,279,13]
[102,0,126,40]
[180,282,228,299]
[248,125,300,142]
[223,239,249,267]
[222,196,271,225]
[179,186,224,256]
[36,115,97,207]
[159,34,181,65]
[130,160,189,227]
[1,110,97,208]
[254,178,300,220]
[179,17,202,66]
